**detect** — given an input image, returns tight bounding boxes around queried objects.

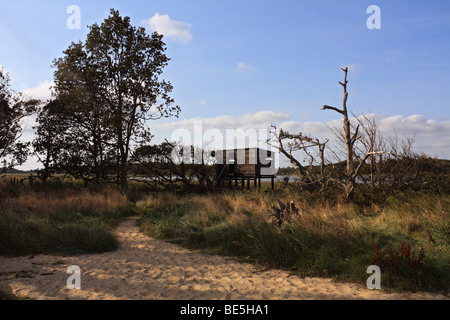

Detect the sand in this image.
[0,217,447,300]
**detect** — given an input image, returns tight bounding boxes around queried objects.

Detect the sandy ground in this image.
[0,217,447,300]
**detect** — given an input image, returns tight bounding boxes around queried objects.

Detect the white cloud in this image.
[142,13,192,44]
[22,81,54,101]
[153,110,290,132]
[380,114,446,135]
[15,111,450,171]
[151,112,450,160]
[240,111,289,128]
[200,100,207,106]
[236,62,257,73]
[150,110,290,151]
[379,114,450,157]
[155,113,286,137]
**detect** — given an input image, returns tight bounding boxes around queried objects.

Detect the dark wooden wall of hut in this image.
[216,148,275,179]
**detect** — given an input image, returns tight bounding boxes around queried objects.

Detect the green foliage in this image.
[0,67,39,174]
[44,9,180,189]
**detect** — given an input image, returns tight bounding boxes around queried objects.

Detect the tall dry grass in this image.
[0,185,133,256]
[140,191,449,294]
[2,188,128,218]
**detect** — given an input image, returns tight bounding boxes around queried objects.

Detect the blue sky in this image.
[1,0,450,168]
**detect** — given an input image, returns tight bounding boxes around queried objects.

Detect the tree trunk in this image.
[116,94,128,191]
[345,179,354,201]
[120,159,128,191]
[340,69,356,201]
[322,67,356,201]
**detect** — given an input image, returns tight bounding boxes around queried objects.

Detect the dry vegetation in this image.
[139,190,449,295]
[0,184,133,257]
[1,177,448,296]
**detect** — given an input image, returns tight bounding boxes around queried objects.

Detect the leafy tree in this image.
[32,100,68,183]
[0,67,37,174]
[49,40,116,184]
[52,9,180,190]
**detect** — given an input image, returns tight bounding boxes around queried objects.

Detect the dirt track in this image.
[0,217,447,300]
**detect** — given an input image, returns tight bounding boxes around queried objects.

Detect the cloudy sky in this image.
[1,0,449,169]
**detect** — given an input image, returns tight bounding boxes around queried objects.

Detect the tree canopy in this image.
[47,9,180,189]
[0,67,37,174]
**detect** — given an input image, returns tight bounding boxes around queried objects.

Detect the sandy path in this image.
[0,217,447,300]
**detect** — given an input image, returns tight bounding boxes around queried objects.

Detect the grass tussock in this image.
[140,191,449,295]
[0,185,134,257]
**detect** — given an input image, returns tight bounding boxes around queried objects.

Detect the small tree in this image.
[132,142,217,191]
[32,100,67,183]
[132,142,183,189]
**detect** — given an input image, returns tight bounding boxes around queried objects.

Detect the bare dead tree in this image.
[321,67,387,201]
[351,112,386,188]
[267,125,329,188]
